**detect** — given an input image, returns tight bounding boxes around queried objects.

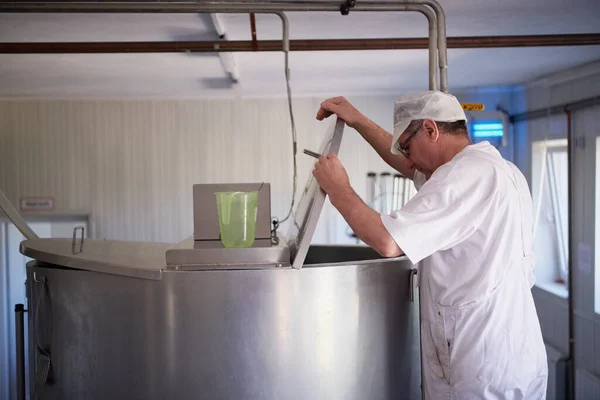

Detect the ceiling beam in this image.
[0,34,598,54]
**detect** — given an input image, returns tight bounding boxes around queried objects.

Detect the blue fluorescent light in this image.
[473,123,503,131]
[472,121,504,138]
[473,129,503,138]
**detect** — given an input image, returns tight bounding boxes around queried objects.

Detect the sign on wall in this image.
[19,197,55,212]
[461,103,485,111]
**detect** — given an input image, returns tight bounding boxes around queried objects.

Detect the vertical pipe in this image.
[566,109,575,400]
[392,174,402,211]
[403,177,411,205]
[407,5,437,91]
[15,304,25,400]
[425,7,438,91]
[366,172,377,208]
[422,0,448,92]
[380,172,392,214]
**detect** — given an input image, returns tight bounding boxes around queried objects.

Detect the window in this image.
[531,139,569,297]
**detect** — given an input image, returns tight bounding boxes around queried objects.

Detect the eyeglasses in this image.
[396,123,421,159]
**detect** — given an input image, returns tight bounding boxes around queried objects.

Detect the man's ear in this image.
[423,118,439,143]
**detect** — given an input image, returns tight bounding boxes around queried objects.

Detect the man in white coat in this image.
[312,91,548,399]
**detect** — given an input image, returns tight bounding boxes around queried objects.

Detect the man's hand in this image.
[316,97,365,129]
[312,153,353,201]
[316,97,416,181]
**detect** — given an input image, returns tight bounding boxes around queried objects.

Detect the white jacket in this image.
[382,142,548,399]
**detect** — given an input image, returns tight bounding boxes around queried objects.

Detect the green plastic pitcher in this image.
[215,191,259,248]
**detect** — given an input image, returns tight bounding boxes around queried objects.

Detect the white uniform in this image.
[382,142,548,399]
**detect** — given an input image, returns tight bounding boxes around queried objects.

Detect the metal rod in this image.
[510,95,600,123]
[566,109,575,400]
[3,34,598,54]
[0,188,39,240]
[303,149,322,158]
[15,304,26,400]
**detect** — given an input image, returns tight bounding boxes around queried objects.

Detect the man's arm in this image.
[329,188,403,258]
[353,117,416,179]
[312,153,403,258]
[317,96,415,179]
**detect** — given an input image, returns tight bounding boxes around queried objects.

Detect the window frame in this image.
[546,146,569,283]
[531,138,569,296]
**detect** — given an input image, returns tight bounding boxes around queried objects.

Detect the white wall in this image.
[0,89,514,246]
[513,60,600,398]
[0,96,389,244]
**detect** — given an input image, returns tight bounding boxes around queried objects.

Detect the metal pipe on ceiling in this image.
[413,4,437,91]
[214,0,448,88]
[510,94,600,123]
[0,1,447,92]
[2,34,598,54]
[0,1,438,13]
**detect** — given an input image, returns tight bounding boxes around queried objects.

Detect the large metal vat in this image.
[22,243,420,400]
[17,118,421,399]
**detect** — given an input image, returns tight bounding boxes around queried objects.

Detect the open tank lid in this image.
[287,117,345,269]
[19,118,346,276]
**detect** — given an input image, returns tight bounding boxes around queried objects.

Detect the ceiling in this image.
[0,0,599,98]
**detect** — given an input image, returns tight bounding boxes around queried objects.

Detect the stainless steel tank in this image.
[18,117,422,399]
[23,243,420,400]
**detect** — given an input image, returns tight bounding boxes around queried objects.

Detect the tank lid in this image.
[20,238,168,280]
[286,117,345,270]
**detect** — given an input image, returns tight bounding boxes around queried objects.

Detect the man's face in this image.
[397,120,437,176]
